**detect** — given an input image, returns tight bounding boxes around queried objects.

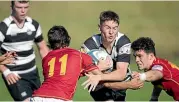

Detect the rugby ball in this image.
[87,49,113,72]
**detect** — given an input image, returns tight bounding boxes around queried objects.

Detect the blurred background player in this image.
[0,0,49,101]
[29,25,103,101]
[81,10,132,101]
[131,37,179,101]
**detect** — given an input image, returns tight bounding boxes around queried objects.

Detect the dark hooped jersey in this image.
[0,16,43,73]
[151,58,179,100]
[33,48,98,100]
[81,32,132,82]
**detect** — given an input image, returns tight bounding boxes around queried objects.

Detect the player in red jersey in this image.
[131,37,179,101]
[25,25,109,102]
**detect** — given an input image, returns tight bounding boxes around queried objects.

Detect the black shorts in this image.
[2,69,41,101]
[90,87,126,101]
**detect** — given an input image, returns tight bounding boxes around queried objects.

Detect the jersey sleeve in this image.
[32,20,44,43]
[151,64,166,79]
[151,65,163,72]
[0,31,4,47]
[116,35,131,63]
[81,52,98,73]
[0,22,7,48]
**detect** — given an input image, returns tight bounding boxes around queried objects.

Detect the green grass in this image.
[0,1,179,101]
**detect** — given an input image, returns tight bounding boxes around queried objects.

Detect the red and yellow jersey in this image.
[33,48,98,100]
[151,57,179,100]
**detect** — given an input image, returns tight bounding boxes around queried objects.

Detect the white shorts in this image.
[29,97,72,102]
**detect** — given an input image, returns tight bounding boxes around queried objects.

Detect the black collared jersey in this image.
[0,16,43,72]
[81,32,132,81]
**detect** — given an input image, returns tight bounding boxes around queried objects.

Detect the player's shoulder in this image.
[153,57,167,65]
[84,34,101,43]
[82,34,101,51]
[0,21,7,29]
[151,57,166,70]
[116,32,131,43]
[68,48,81,54]
[115,32,131,48]
[0,16,13,27]
[26,16,40,26]
[0,16,12,33]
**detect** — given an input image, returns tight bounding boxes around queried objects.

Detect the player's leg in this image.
[90,87,113,101]
[22,69,41,92]
[2,75,32,101]
[2,69,41,101]
[113,89,126,101]
[19,69,41,100]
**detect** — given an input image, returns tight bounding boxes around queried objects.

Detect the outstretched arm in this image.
[139,70,163,82]
[103,77,144,90]
[82,73,143,92]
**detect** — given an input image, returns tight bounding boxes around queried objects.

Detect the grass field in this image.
[0,1,179,101]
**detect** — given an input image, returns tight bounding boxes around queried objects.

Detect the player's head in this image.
[131,37,156,70]
[48,25,71,50]
[11,0,29,22]
[98,10,119,43]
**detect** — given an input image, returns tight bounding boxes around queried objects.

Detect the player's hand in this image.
[0,54,7,62]
[82,73,102,92]
[0,51,17,65]
[132,71,140,78]
[0,57,15,65]
[5,73,21,85]
[128,77,144,90]
[97,56,112,71]
[3,69,21,85]
[4,51,17,58]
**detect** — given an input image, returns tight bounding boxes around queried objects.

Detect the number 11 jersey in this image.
[33,48,98,100]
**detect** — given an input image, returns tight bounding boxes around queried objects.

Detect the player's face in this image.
[12,1,29,22]
[133,50,152,70]
[99,20,119,43]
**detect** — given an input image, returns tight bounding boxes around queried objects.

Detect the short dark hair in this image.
[11,0,29,8]
[48,25,71,50]
[131,37,156,56]
[99,10,119,25]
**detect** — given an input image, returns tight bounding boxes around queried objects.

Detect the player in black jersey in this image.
[81,10,143,101]
[0,1,49,101]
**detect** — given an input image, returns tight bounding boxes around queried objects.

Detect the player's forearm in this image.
[140,71,163,82]
[89,69,103,75]
[104,81,132,90]
[0,65,8,73]
[101,70,126,81]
